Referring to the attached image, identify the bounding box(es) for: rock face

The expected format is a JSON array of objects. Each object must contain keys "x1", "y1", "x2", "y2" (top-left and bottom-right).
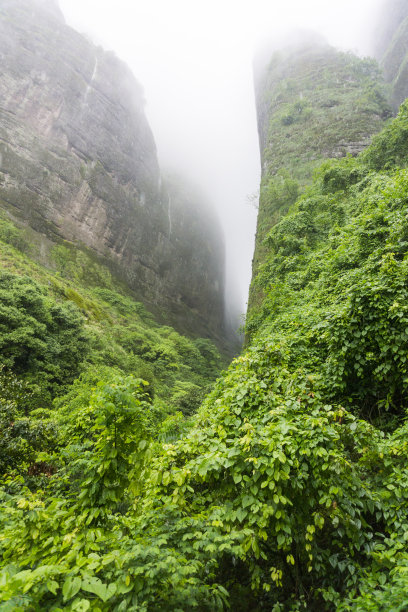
[
  {"x1": 254, "y1": 38, "x2": 390, "y2": 186},
  {"x1": 150, "y1": 174, "x2": 225, "y2": 340},
  {"x1": 0, "y1": 0, "x2": 226, "y2": 342},
  {"x1": 248, "y1": 38, "x2": 391, "y2": 320},
  {"x1": 373, "y1": 0, "x2": 408, "y2": 110}
]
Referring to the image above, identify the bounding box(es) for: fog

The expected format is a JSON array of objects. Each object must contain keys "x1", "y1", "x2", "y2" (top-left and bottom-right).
[{"x1": 58, "y1": 0, "x2": 383, "y2": 319}]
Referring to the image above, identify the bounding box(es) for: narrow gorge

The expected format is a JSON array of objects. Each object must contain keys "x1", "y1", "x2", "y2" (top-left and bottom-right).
[{"x1": 1, "y1": 0, "x2": 408, "y2": 610}]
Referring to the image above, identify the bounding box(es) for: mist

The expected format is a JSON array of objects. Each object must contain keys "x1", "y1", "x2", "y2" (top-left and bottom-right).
[{"x1": 58, "y1": 0, "x2": 384, "y2": 320}]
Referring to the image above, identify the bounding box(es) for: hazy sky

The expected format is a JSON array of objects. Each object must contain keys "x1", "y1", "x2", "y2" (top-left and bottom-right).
[{"x1": 58, "y1": 0, "x2": 382, "y2": 315}]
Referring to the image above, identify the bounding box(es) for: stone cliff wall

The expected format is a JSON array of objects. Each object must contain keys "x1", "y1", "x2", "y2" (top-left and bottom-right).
[
  {"x1": 373, "y1": 0, "x2": 408, "y2": 110},
  {"x1": 254, "y1": 39, "x2": 389, "y2": 187},
  {"x1": 0, "y1": 0, "x2": 226, "y2": 343},
  {"x1": 248, "y1": 39, "x2": 391, "y2": 320}
]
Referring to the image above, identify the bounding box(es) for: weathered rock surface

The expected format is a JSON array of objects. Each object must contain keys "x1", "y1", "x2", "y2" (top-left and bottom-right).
[
  {"x1": 0, "y1": 0, "x2": 226, "y2": 343},
  {"x1": 254, "y1": 39, "x2": 390, "y2": 184},
  {"x1": 248, "y1": 38, "x2": 391, "y2": 319},
  {"x1": 157, "y1": 175, "x2": 225, "y2": 338}
]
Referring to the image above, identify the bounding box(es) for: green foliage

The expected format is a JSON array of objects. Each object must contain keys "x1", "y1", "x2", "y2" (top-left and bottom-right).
[
  {"x1": 0, "y1": 195, "x2": 227, "y2": 610},
  {"x1": 236, "y1": 106, "x2": 408, "y2": 606},
  {"x1": 362, "y1": 100, "x2": 408, "y2": 170},
  {"x1": 0, "y1": 272, "x2": 88, "y2": 399},
  {"x1": 261, "y1": 50, "x2": 389, "y2": 185},
  {"x1": 0, "y1": 225, "x2": 224, "y2": 408},
  {"x1": 259, "y1": 171, "x2": 300, "y2": 230},
  {"x1": 54, "y1": 365, "x2": 134, "y2": 443},
  {"x1": 3, "y1": 340, "x2": 405, "y2": 610},
  {"x1": 3, "y1": 46, "x2": 408, "y2": 612},
  {"x1": 0, "y1": 369, "x2": 56, "y2": 476},
  {"x1": 0, "y1": 376, "x2": 228, "y2": 611},
  {"x1": 0, "y1": 216, "x2": 30, "y2": 254},
  {"x1": 319, "y1": 156, "x2": 367, "y2": 194},
  {"x1": 69, "y1": 375, "x2": 153, "y2": 513},
  {"x1": 168, "y1": 380, "x2": 207, "y2": 416},
  {"x1": 280, "y1": 99, "x2": 312, "y2": 126},
  {"x1": 248, "y1": 157, "x2": 408, "y2": 423},
  {"x1": 51, "y1": 243, "x2": 115, "y2": 291},
  {"x1": 247, "y1": 104, "x2": 408, "y2": 422}
]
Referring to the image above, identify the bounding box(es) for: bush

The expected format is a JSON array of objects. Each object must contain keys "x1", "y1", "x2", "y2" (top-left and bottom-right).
[{"x1": 0, "y1": 272, "x2": 88, "y2": 399}]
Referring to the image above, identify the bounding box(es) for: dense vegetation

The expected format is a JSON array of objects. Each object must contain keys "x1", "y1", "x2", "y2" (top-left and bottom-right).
[
  {"x1": 251, "y1": 44, "x2": 391, "y2": 310},
  {"x1": 0, "y1": 226, "x2": 227, "y2": 610},
  {"x1": 0, "y1": 221, "x2": 223, "y2": 411},
  {"x1": 2, "y1": 68, "x2": 408, "y2": 612}
]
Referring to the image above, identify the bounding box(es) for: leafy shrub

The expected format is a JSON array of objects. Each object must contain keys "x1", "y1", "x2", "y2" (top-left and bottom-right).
[
  {"x1": 0, "y1": 272, "x2": 88, "y2": 399},
  {"x1": 363, "y1": 100, "x2": 408, "y2": 170},
  {"x1": 0, "y1": 368, "x2": 57, "y2": 481},
  {"x1": 319, "y1": 157, "x2": 367, "y2": 194}
]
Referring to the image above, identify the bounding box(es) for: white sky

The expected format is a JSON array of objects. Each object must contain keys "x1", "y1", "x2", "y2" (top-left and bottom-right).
[{"x1": 58, "y1": 0, "x2": 383, "y2": 316}]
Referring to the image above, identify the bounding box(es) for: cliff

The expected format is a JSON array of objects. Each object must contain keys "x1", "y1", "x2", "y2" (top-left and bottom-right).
[
  {"x1": 151, "y1": 174, "x2": 225, "y2": 340},
  {"x1": 3, "y1": 7, "x2": 408, "y2": 611},
  {"x1": 0, "y1": 0, "x2": 226, "y2": 343},
  {"x1": 247, "y1": 38, "x2": 391, "y2": 330},
  {"x1": 373, "y1": 0, "x2": 408, "y2": 110}
]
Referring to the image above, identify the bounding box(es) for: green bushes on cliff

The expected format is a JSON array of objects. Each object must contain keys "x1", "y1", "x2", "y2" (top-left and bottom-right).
[
  {"x1": 0, "y1": 272, "x2": 88, "y2": 400},
  {"x1": 0, "y1": 222, "x2": 225, "y2": 522},
  {"x1": 0, "y1": 233, "x2": 224, "y2": 402},
  {"x1": 1, "y1": 99, "x2": 408, "y2": 611},
  {"x1": 248, "y1": 102, "x2": 408, "y2": 426},
  {"x1": 249, "y1": 43, "x2": 392, "y2": 321},
  {"x1": 260, "y1": 50, "x2": 389, "y2": 187}
]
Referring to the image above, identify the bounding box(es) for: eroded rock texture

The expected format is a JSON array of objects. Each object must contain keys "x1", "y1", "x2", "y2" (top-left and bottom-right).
[
  {"x1": 0, "y1": 0, "x2": 226, "y2": 342},
  {"x1": 254, "y1": 38, "x2": 390, "y2": 184},
  {"x1": 248, "y1": 38, "x2": 391, "y2": 319}
]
